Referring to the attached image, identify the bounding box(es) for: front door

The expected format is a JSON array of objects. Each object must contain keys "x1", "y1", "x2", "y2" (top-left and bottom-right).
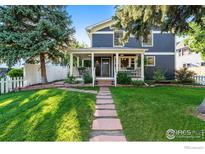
[{"x1": 101, "y1": 58, "x2": 110, "y2": 77}]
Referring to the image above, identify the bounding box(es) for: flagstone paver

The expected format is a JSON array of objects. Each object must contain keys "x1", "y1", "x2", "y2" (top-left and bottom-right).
[
  {"x1": 94, "y1": 110, "x2": 117, "y2": 118},
  {"x1": 96, "y1": 95, "x2": 112, "y2": 99},
  {"x1": 90, "y1": 87, "x2": 126, "y2": 141},
  {"x1": 96, "y1": 99, "x2": 113, "y2": 104},
  {"x1": 90, "y1": 135, "x2": 126, "y2": 142},
  {"x1": 95, "y1": 104, "x2": 115, "y2": 110}
]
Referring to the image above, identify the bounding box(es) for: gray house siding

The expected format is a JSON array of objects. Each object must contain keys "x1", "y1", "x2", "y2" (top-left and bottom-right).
[
  {"x1": 91, "y1": 28, "x2": 175, "y2": 79},
  {"x1": 125, "y1": 33, "x2": 175, "y2": 52},
  {"x1": 92, "y1": 34, "x2": 113, "y2": 47},
  {"x1": 92, "y1": 33, "x2": 175, "y2": 53},
  {"x1": 97, "y1": 27, "x2": 113, "y2": 31},
  {"x1": 145, "y1": 55, "x2": 175, "y2": 80}
]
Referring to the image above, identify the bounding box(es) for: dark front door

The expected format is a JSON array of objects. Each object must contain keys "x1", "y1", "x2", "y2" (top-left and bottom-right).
[{"x1": 101, "y1": 58, "x2": 110, "y2": 77}]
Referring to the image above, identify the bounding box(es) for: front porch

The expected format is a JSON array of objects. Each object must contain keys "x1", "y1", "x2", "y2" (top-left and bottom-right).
[{"x1": 69, "y1": 48, "x2": 146, "y2": 86}]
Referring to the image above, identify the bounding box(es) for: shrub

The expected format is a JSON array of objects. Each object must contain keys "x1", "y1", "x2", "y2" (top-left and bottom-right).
[
  {"x1": 66, "y1": 75, "x2": 77, "y2": 84},
  {"x1": 175, "y1": 68, "x2": 196, "y2": 84},
  {"x1": 117, "y1": 72, "x2": 132, "y2": 84},
  {"x1": 153, "y1": 68, "x2": 165, "y2": 82},
  {"x1": 7, "y1": 68, "x2": 23, "y2": 78},
  {"x1": 83, "y1": 72, "x2": 92, "y2": 84},
  {"x1": 131, "y1": 80, "x2": 144, "y2": 86}
]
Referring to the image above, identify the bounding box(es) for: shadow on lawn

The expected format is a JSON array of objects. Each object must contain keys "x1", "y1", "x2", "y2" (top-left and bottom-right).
[{"x1": 0, "y1": 89, "x2": 95, "y2": 141}]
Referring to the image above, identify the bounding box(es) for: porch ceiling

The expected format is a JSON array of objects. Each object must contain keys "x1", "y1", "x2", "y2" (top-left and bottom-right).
[{"x1": 69, "y1": 47, "x2": 147, "y2": 54}]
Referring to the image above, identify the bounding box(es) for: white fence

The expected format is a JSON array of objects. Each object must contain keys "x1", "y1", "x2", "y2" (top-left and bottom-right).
[
  {"x1": 0, "y1": 77, "x2": 24, "y2": 94},
  {"x1": 24, "y1": 64, "x2": 69, "y2": 86},
  {"x1": 194, "y1": 76, "x2": 205, "y2": 85}
]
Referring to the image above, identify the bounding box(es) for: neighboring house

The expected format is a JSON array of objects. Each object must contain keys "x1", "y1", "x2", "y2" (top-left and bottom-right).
[
  {"x1": 69, "y1": 19, "x2": 176, "y2": 86},
  {"x1": 176, "y1": 40, "x2": 205, "y2": 75},
  {"x1": 176, "y1": 40, "x2": 205, "y2": 68}
]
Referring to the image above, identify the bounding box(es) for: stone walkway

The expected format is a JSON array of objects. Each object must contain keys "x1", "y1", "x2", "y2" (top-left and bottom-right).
[
  {"x1": 59, "y1": 87, "x2": 98, "y2": 94},
  {"x1": 90, "y1": 87, "x2": 126, "y2": 141}
]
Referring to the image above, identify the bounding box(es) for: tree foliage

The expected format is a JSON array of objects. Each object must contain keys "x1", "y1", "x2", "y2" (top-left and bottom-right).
[
  {"x1": 185, "y1": 17, "x2": 205, "y2": 58},
  {"x1": 113, "y1": 5, "x2": 204, "y2": 41},
  {"x1": 0, "y1": 6, "x2": 75, "y2": 82}
]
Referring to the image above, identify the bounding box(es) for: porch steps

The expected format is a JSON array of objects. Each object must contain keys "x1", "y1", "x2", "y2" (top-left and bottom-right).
[{"x1": 96, "y1": 80, "x2": 113, "y2": 86}]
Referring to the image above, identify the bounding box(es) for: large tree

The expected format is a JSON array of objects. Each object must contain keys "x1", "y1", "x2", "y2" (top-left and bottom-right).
[
  {"x1": 113, "y1": 5, "x2": 205, "y2": 42},
  {"x1": 185, "y1": 17, "x2": 205, "y2": 59},
  {"x1": 0, "y1": 6, "x2": 75, "y2": 83}
]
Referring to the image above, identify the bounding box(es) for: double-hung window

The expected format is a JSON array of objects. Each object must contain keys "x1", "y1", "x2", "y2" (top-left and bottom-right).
[
  {"x1": 114, "y1": 30, "x2": 124, "y2": 47},
  {"x1": 142, "y1": 31, "x2": 153, "y2": 47},
  {"x1": 145, "y1": 56, "x2": 155, "y2": 67}
]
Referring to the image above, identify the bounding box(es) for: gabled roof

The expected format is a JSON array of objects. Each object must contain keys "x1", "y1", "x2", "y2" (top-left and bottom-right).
[
  {"x1": 176, "y1": 40, "x2": 188, "y2": 50},
  {"x1": 86, "y1": 18, "x2": 116, "y2": 37}
]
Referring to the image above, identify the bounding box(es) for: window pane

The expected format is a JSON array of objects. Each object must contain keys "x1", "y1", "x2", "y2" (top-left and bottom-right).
[
  {"x1": 114, "y1": 31, "x2": 123, "y2": 46},
  {"x1": 121, "y1": 58, "x2": 129, "y2": 69},
  {"x1": 146, "y1": 56, "x2": 155, "y2": 66},
  {"x1": 143, "y1": 33, "x2": 152, "y2": 46}
]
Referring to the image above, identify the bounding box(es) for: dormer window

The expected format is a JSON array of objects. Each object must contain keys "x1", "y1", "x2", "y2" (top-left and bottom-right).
[
  {"x1": 142, "y1": 31, "x2": 153, "y2": 47},
  {"x1": 114, "y1": 30, "x2": 124, "y2": 47}
]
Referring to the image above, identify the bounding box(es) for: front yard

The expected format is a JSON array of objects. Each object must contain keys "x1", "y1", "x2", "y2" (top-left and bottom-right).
[
  {"x1": 0, "y1": 89, "x2": 95, "y2": 141},
  {"x1": 0, "y1": 86, "x2": 205, "y2": 141},
  {"x1": 110, "y1": 86, "x2": 205, "y2": 141}
]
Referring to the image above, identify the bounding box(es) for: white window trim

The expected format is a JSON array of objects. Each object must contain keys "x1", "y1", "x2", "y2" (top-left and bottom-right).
[
  {"x1": 145, "y1": 56, "x2": 156, "y2": 67},
  {"x1": 142, "y1": 31, "x2": 154, "y2": 47},
  {"x1": 113, "y1": 30, "x2": 124, "y2": 47}
]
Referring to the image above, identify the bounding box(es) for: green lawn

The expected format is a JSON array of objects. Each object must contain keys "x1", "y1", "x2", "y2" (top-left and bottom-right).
[
  {"x1": 0, "y1": 89, "x2": 95, "y2": 141},
  {"x1": 110, "y1": 86, "x2": 205, "y2": 141}
]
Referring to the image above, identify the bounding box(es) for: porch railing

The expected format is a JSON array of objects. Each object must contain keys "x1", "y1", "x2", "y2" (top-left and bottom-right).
[{"x1": 118, "y1": 68, "x2": 141, "y2": 78}]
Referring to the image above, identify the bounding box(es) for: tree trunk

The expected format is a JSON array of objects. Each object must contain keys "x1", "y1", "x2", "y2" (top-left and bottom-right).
[{"x1": 40, "y1": 53, "x2": 48, "y2": 83}]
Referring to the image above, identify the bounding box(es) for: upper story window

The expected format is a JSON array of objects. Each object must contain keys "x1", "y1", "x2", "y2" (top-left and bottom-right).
[
  {"x1": 114, "y1": 30, "x2": 124, "y2": 47},
  {"x1": 142, "y1": 31, "x2": 153, "y2": 47}
]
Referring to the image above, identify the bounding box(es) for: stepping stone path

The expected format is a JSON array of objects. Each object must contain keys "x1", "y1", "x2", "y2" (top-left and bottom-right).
[{"x1": 90, "y1": 87, "x2": 126, "y2": 142}]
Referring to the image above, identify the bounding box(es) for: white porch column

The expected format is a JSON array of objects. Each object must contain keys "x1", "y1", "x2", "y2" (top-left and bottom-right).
[
  {"x1": 141, "y1": 53, "x2": 144, "y2": 80},
  {"x1": 91, "y1": 52, "x2": 95, "y2": 86},
  {"x1": 70, "y1": 52, "x2": 73, "y2": 76},
  {"x1": 115, "y1": 53, "x2": 119, "y2": 86},
  {"x1": 116, "y1": 53, "x2": 119, "y2": 72},
  {"x1": 77, "y1": 57, "x2": 79, "y2": 67},
  {"x1": 82, "y1": 59, "x2": 84, "y2": 67}
]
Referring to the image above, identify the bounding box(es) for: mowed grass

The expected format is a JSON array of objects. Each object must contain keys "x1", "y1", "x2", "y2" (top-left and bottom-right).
[
  {"x1": 0, "y1": 89, "x2": 96, "y2": 141},
  {"x1": 110, "y1": 86, "x2": 205, "y2": 141}
]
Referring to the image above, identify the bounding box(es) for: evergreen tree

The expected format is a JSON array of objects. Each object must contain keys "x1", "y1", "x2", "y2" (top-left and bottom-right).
[
  {"x1": 113, "y1": 5, "x2": 204, "y2": 41},
  {"x1": 0, "y1": 6, "x2": 75, "y2": 83}
]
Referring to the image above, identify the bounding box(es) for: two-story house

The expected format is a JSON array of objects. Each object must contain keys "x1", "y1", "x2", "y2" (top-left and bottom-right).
[{"x1": 69, "y1": 19, "x2": 176, "y2": 86}]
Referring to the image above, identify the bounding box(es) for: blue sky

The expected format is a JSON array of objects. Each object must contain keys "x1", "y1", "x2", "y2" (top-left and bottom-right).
[{"x1": 67, "y1": 5, "x2": 115, "y2": 46}]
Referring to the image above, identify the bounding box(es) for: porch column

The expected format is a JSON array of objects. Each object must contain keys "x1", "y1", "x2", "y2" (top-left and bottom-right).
[
  {"x1": 141, "y1": 53, "x2": 144, "y2": 80},
  {"x1": 116, "y1": 53, "x2": 119, "y2": 72},
  {"x1": 82, "y1": 59, "x2": 84, "y2": 67},
  {"x1": 70, "y1": 52, "x2": 73, "y2": 76},
  {"x1": 115, "y1": 53, "x2": 119, "y2": 86},
  {"x1": 91, "y1": 52, "x2": 95, "y2": 86},
  {"x1": 77, "y1": 57, "x2": 80, "y2": 67}
]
